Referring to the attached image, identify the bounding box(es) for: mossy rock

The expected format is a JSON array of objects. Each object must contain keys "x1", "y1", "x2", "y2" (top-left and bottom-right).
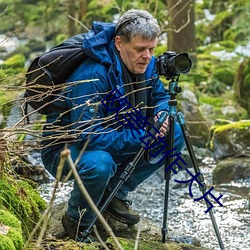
[
  {"x1": 0, "y1": 174, "x2": 47, "y2": 239},
  {"x1": 209, "y1": 120, "x2": 250, "y2": 160},
  {"x1": 0, "y1": 209, "x2": 24, "y2": 250},
  {"x1": 106, "y1": 237, "x2": 210, "y2": 250}
]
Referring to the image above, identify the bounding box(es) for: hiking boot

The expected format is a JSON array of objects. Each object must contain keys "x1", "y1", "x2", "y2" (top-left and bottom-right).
[
  {"x1": 61, "y1": 213, "x2": 97, "y2": 243},
  {"x1": 105, "y1": 196, "x2": 140, "y2": 225}
]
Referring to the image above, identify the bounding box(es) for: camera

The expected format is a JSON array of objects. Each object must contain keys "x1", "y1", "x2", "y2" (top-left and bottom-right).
[{"x1": 156, "y1": 51, "x2": 192, "y2": 79}]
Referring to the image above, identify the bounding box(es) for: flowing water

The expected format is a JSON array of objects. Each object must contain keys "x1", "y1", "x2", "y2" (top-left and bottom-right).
[{"x1": 38, "y1": 156, "x2": 250, "y2": 250}]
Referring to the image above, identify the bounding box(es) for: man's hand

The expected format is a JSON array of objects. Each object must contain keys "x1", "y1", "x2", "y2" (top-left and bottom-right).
[{"x1": 154, "y1": 111, "x2": 169, "y2": 138}]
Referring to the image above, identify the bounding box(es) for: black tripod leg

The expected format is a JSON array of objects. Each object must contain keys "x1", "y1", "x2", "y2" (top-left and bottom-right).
[
  {"x1": 177, "y1": 112, "x2": 225, "y2": 250},
  {"x1": 162, "y1": 114, "x2": 175, "y2": 243}
]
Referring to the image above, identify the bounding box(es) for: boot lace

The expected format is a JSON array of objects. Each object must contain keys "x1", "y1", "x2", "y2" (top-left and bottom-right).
[{"x1": 123, "y1": 200, "x2": 132, "y2": 209}]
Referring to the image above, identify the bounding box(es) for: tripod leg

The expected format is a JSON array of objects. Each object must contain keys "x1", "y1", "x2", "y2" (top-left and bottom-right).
[
  {"x1": 162, "y1": 114, "x2": 175, "y2": 243},
  {"x1": 177, "y1": 112, "x2": 225, "y2": 250}
]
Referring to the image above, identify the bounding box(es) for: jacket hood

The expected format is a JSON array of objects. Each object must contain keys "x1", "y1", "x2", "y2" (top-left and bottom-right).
[{"x1": 82, "y1": 21, "x2": 116, "y2": 65}]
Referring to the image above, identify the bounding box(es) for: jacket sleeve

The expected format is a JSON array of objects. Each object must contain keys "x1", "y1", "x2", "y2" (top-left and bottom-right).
[{"x1": 65, "y1": 61, "x2": 145, "y2": 156}]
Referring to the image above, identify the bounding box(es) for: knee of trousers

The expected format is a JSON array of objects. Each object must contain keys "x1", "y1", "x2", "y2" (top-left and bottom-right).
[{"x1": 77, "y1": 150, "x2": 117, "y2": 182}]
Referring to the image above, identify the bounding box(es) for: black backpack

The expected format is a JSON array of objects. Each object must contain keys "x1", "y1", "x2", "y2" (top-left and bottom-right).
[{"x1": 24, "y1": 34, "x2": 87, "y2": 115}]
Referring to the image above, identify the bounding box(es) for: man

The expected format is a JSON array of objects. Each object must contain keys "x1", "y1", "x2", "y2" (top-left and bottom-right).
[{"x1": 41, "y1": 9, "x2": 185, "y2": 241}]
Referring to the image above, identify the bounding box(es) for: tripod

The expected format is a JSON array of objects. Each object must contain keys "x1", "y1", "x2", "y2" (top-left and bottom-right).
[
  {"x1": 82, "y1": 77, "x2": 225, "y2": 249},
  {"x1": 161, "y1": 77, "x2": 225, "y2": 249}
]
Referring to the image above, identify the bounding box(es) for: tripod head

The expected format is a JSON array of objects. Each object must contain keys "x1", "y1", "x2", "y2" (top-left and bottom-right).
[{"x1": 168, "y1": 76, "x2": 182, "y2": 100}]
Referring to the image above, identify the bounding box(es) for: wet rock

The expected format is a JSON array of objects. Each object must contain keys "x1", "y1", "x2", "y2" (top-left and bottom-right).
[
  {"x1": 209, "y1": 119, "x2": 250, "y2": 160},
  {"x1": 213, "y1": 157, "x2": 250, "y2": 184},
  {"x1": 179, "y1": 100, "x2": 211, "y2": 148}
]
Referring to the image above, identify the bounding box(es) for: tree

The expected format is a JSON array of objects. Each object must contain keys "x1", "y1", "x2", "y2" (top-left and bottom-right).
[{"x1": 166, "y1": 0, "x2": 196, "y2": 62}]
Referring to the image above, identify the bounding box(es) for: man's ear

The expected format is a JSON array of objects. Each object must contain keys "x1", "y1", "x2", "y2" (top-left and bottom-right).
[{"x1": 115, "y1": 36, "x2": 122, "y2": 51}]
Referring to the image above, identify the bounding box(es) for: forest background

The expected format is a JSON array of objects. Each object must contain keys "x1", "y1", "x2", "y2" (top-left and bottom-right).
[{"x1": 0, "y1": 0, "x2": 250, "y2": 124}]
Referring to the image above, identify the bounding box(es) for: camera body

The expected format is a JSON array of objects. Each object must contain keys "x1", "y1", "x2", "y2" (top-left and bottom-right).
[{"x1": 156, "y1": 51, "x2": 192, "y2": 79}]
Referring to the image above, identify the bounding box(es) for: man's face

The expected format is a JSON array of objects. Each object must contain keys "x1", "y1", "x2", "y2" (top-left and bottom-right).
[{"x1": 115, "y1": 35, "x2": 157, "y2": 74}]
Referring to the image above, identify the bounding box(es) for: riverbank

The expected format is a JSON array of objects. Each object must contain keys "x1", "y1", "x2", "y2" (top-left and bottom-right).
[{"x1": 38, "y1": 156, "x2": 250, "y2": 250}]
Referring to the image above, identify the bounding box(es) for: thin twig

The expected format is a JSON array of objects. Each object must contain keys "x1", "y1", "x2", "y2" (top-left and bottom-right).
[
  {"x1": 134, "y1": 220, "x2": 142, "y2": 250},
  {"x1": 93, "y1": 225, "x2": 110, "y2": 250}
]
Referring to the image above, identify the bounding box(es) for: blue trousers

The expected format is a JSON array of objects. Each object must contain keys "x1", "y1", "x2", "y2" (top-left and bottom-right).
[{"x1": 41, "y1": 123, "x2": 185, "y2": 226}]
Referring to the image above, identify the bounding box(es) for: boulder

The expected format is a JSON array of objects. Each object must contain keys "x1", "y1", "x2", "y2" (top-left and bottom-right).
[
  {"x1": 179, "y1": 100, "x2": 211, "y2": 148},
  {"x1": 209, "y1": 119, "x2": 250, "y2": 160},
  {"x1": 213, "y1": 157, "x2": 250, "y2": 184}
]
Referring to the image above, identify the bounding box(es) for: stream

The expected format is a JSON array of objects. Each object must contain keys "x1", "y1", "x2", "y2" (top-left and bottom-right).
[{"x1": 38, "y1": 156, "x2": 250, "y2": 250}]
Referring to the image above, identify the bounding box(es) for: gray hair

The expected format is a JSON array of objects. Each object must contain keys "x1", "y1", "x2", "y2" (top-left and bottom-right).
[{"x1": 115, "y1": 9, "x2": 160, "y2": 43}]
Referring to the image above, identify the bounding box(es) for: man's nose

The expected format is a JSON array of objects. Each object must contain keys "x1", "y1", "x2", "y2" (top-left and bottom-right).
[{"x1": 142, "y1": 49, "x2": 151, "y2": 59}]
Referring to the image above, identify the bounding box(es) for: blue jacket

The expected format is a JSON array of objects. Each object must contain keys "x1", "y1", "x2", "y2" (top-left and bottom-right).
[{"x1": 44, "y1": 21, "x2": 170, "y2": 156}]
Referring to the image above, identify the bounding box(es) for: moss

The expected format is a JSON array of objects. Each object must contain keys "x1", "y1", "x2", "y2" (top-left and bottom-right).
[
  {"x1": 0, "y1": 174, "x2": 47, "y2": 239},
  {"x1": 199, "y1": 95, "x2": 224, "y2": 107},
  {"x1": 0, "y1": 54, "x2": 26, "y2": 87},
  {"x1": 0, "y1": 209, "x2": 21, "y2": 229},
  {"x1": 106, "y1": 237, "x2": 206, "y2": 250},
  {"x1": 0, "y1": 235, "x2": 16, "y2": 250},
  {"x1": 235, "y1": 57, "x2": 250, "y2": 116},
  {"x1": 213, "y1": 120, "x2": 250, "y2": 133},
  {"x1": 213, "y1": 67, "x2": 235, "y2": 86},
  {"x1": 217, "y1": 40, "x2": 237, "y2": 51},
  {"x1": 7, "y1": 228, "x2": 24, "y2": 249},
  {"x1": 1, "y1": 54, "x2": 25, "y2": 69},
  {"x1": 209, "y1": 120, "x2": 250, "y2": 150},
  {"x1": 0, "y1": 209, "x2": 24, "y2": 249}
]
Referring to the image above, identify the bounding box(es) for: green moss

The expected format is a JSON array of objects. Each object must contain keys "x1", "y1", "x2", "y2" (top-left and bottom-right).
[
  {"x1": 0, "y1": 209, "x2": 24, "y2": 249},
  {"x1": 213, "y1": 67, "x2": 235, "y2": 86},
  {"x1": 0, "y1": 235, "x2": 16, "y2": 250},
  {"x1": 0, "y1": 175, "x2": 47, "y2": 239},
  {"x1": 209, "y1": 120, "x2": 250, "y2": 150},
  {"x1": 235, "y1": 57, "x2": 250, "y2": 116},
  {"x1": 1, "y1": 54, "x2": 25, "y2": 69},
  {"x1": 106, "y1": 237, "x2": 205, "y2": 250},
  {"x1": 213, "y1": 120, "x2": 250, "y2": 133},
  {"x1": 0, "y1": 209, "x2": 21, "y2": 229},
  {"x1": 7, "y1": 228, "x2": 24, "y2": 249},
  {"x1": 0, "y1": 54, "x2": 26, "y2": 86},
  {"x1": 199, "y1": 95, "x2": 224, "y2": 107},
  {"x1": 217, "y1": 40, "x2": 237, "y2": 51}
]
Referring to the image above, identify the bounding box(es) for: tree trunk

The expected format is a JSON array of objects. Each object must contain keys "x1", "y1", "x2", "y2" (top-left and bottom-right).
[
  {"x1": 167, "y1": 0, "x2": 196, "y2": 63},
  {"x1": 67, "y1": 0, "x2": 77, "y2": 36},
  {"x1": 78, "y1": 0, "x2": 88, "y2": 20}
]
